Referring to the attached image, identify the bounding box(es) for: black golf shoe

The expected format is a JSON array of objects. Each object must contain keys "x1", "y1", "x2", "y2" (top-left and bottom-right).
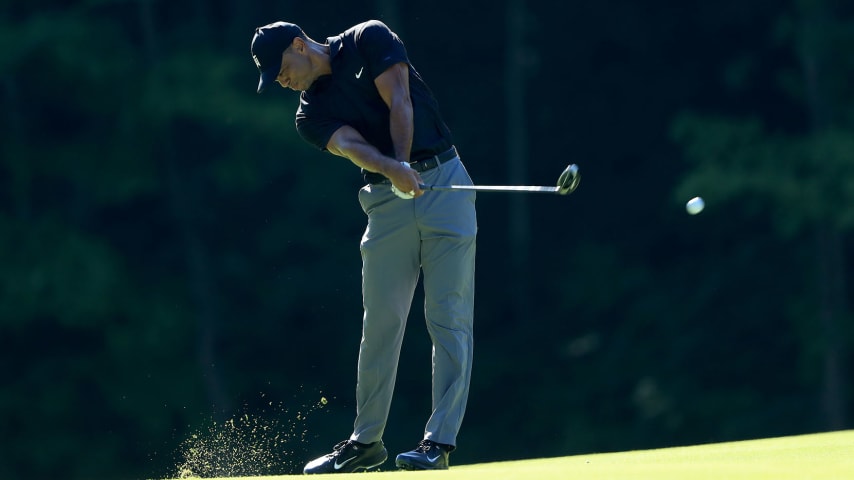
[
  {"x1": 395, "y1": 440, "x2": 453, "y2": 470},
  {"x1": 303, "y1": 439, "x2": 388, "y2": 474}
]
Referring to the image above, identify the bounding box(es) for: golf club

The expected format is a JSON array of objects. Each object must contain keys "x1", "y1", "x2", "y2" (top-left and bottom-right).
[{"x1": 420, "y1": 164, "x2": 580, "y2": 195}]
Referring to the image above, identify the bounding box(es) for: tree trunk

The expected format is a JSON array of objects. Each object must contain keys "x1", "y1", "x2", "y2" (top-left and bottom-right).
[
  {"x1": 799, "y1": 0, "x2": 848, "y2": 430},
  {"x1": 815, "y1": 226, "x2": 847, "y2": 429},
  {"x1": 504, "y1": 0, "x2": 532, "y2": 321},
  {"x1": 137, "y1": 0, "x2": 231, "y2": 417},
  {"x1": 2, "y1": 77, "x2": 31, "y2": 219}
]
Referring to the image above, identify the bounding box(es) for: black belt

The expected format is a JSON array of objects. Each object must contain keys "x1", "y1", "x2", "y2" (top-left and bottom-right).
[{"x1": 364, "y1": 146, "x2": 458, "y2": 185}]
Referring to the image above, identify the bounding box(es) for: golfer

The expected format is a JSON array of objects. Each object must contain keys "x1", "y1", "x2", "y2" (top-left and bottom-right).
[{"x1": 251, "y1": 20, "x2": 477, "y2": 473}]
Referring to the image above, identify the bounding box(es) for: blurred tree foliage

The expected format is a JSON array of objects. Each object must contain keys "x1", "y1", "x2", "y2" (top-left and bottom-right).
[
  {"x1": 0, "y1": 0, "x2": 852, "y2": 479},
  {"x1": 671, "y1": 0, "x2": 854, "y2": 431}
]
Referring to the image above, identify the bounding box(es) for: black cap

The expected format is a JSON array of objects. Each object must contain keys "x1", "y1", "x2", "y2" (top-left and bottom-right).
[{"x1": 251, "y1": 22, "x2": 303, "y2": 93}]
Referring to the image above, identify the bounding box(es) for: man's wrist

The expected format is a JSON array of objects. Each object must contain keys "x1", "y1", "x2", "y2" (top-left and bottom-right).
[{"x1": 376, "y1": 156, "x2": 402, "y2": 177}]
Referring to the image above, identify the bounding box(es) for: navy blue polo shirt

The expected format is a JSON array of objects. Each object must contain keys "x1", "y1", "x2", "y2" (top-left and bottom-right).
[{"x1": 295, "y1": 20, "x2": 453, "y2": 163}]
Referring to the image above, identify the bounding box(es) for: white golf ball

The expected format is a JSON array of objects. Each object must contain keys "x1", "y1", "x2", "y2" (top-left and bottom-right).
[{"x1": 686, "y1": 196, "x2": 705, "y2": 215}]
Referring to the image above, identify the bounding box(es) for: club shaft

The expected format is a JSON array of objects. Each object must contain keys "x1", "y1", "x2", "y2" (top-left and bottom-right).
[{"x1": 420, "y1": 184, "x2": 561, "y2": 193}]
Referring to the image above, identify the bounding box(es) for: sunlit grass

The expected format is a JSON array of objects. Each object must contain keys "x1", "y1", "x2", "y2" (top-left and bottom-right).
[{"x1": 167, "y1": 429, "x2": 853, "y2": 479}]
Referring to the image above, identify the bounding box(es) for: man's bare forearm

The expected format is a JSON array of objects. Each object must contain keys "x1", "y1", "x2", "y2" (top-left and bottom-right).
[
  {"x1": 375, "y1": 62, "x2": 414, "y2": 164},
  {"x1": 327, "y1": 124, "x2": 423, "y2": 195},
  {"x1": 332, "y1": 135, "x2": 399, "y2": 175},
  {"x1": 388, "y1": 95, "x2": 414, "y2": 163}
]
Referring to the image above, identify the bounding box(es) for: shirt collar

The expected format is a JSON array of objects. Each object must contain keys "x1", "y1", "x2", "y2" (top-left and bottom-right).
[{"x1": 327, "y1": 36, "x2": 343, "y2": 59}]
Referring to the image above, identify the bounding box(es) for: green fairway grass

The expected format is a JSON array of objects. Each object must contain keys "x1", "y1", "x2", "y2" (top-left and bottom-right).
[{"x1": 173, "y1": 429, "x2": 853, "y2": 479}]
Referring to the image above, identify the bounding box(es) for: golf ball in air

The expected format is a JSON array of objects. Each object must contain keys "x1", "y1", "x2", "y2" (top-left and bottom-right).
[{"x1": 686, "y1": 196, "x2": 705, "y2": 215}]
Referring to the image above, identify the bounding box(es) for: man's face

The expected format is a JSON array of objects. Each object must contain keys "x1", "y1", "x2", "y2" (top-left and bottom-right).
[{"x1": 276, "y1": 39, "x2": 313, "y2": 91}]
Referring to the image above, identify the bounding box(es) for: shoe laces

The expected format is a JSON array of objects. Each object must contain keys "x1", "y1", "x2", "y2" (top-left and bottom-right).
[
  {"x1": 414, "y1": 440, "x2": 441, "y2": 453},
  {"x1": 332, "y1": 439, "x2": 375, "y2": 454},
  {"x1": 331, "y1": 440, "x2": 357, "y2": 456}
]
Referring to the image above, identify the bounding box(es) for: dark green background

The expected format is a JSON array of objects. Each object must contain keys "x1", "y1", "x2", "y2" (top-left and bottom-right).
[{"x1": 2, "y1": 0, "x2": 853, "y2": 478}]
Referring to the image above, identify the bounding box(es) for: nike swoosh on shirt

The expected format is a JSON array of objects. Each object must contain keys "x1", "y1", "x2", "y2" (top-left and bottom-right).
[
  {"x1": 334, "y1": 456, "x2": 358, "y2": 470},
  {"x1": 355, "y1": 67, "x2": 364, "y2": 79}
]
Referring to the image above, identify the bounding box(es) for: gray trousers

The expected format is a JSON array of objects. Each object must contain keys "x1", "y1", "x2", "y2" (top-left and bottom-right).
[{"x1": 350, "y1": 156, "x2": 477, "y2": 448}]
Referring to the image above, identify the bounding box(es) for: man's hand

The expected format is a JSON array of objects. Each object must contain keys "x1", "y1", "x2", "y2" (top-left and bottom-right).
[
  {"x1": 326, "y1": 126, "x2": 423, "y2": 197},
  {"x1": 386, "y1": 161, "x2": 424, "y2": 198}
]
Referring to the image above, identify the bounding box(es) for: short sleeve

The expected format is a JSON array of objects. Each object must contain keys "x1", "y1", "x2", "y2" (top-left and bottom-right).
[
  {"x1": 295, "y1": 94, "x2": 343, "y2": 151},
  {"x1": 354, "y1": 20, "x2": 409, "y2": 80}
]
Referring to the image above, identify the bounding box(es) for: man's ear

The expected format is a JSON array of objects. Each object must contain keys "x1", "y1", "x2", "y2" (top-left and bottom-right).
[{"x1": 292, "y1": 37, "x2": 307, "y2": 53}]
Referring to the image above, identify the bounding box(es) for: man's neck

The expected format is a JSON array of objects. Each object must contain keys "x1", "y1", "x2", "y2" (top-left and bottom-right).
[{"x1": 308, "y1": 42, "x2": 333, "y2": 77}]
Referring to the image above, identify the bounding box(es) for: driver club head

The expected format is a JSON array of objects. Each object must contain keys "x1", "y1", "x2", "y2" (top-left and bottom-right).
[{"x1": 557, "y1": 164, "x2": 581, "y2": 195}]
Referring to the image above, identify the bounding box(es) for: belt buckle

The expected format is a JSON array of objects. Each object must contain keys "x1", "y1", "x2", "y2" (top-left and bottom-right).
[
  {"x1": 411, "y1": 158, "x2": 432, "y2": 173},
  {"x1": 413, "y1": 147, "x2": 453, "y2": 172}
]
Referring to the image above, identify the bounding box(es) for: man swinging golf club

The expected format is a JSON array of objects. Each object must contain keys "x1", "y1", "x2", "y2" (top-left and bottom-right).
[{"x1": 251, "y1": 20, "x2": 477, "y2": 473}]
